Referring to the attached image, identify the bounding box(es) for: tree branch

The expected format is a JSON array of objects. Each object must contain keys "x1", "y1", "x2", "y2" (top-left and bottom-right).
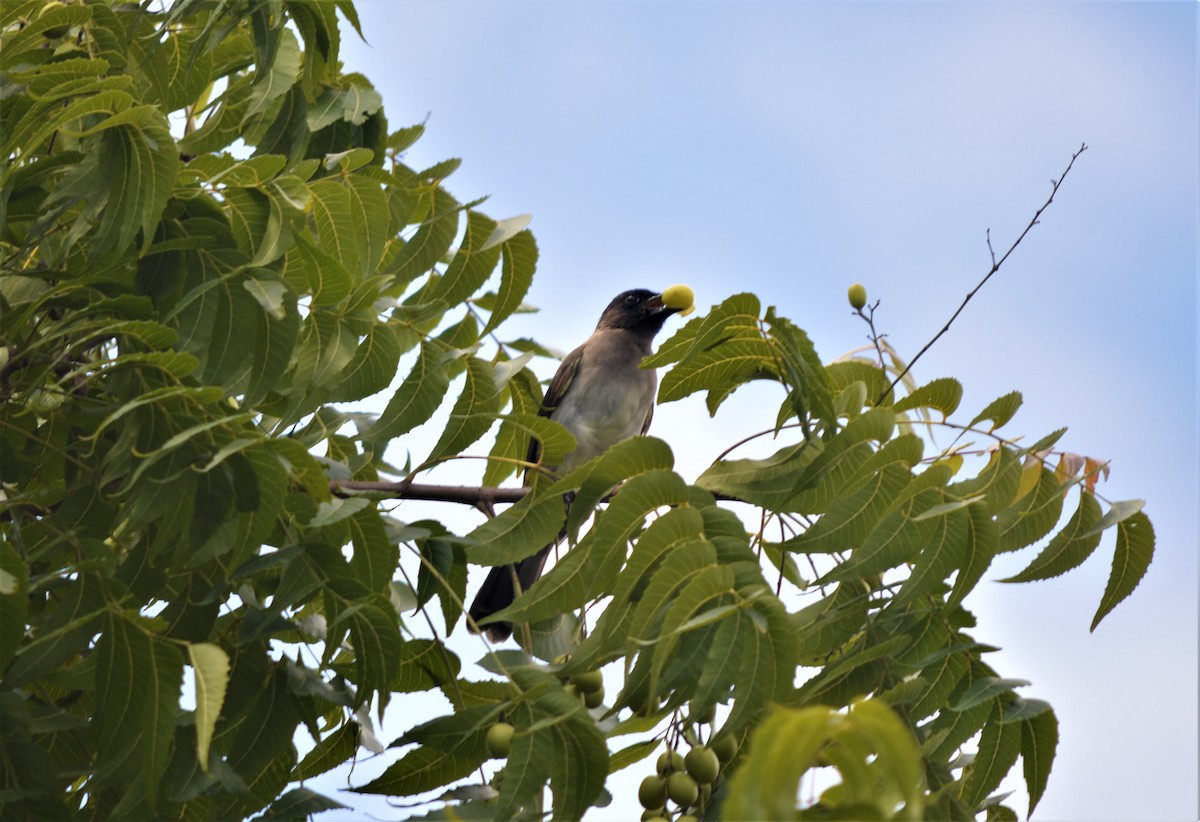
[
  {"x1": 332, "y1": 480, "x2": 529, "y2": 507},
  {"x1": 876, "y1": 142, "x2": 1088, "y2": 405}
]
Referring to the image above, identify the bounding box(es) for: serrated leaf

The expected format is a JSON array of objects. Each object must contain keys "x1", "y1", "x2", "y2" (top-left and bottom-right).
[
  {"x1": 482, "y1": 229, "x2": 538, "y2": 335},
  {"x1": 257, "y1": 787, "x2": 348, "y2": 820},
  {"x1": 352, "y1": 746, "x2": 480, "y2": 797},
  {"x1": 1000, "y1": 490, "x2": 1103, "y2": 583},
  {"x1": 365, "y1": 341, "x2": 452, "y2": 441},
  {"x1": 491, "y1": 470, "x2": 693, "y2": 628},
  {"x1": 996, "y1": 466, "x2": 1063, "y2": 553},
  {"x1": 891, "y1": 507, "x2": 970, "y2": 608},
  {"x1": 893, "y1": 377, "x2": 964, "y2": 418},
  {"x1": 426, "y1": 357, "x2": 504, "y2": 463},
  {"x1": 295, "y1": 722, "x2": 360, "y2": 780},
  {"x1": 1090, "y1": 510, "x2": 1154, "y2": 631},
  {"x1": 962, "y1": 703, "x2": 1022, "y2": 809},
  {"x1": 792, "y1": 463, "x2": 913, "y2": 556},
  {"x1": 947, "y1": 501, "x2": 1000, "y2": 608},
  {"x1": 969, "y1": 391, "x2": 1023, "y2": 431},
  {"x1": 1021, "y1": 708, "x2": 1058, "y2": 816},
  {"x1": 95, "y1": 614, "x2": 183, "y2": 809},
  {"x1": 328, "y1": 323, "x2": 403, "y2": 403},
  {"x1": 392, "y1": 639, "x2": 462, "y2": 694}
]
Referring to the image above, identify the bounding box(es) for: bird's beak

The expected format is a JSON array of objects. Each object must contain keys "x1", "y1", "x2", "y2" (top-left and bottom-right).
[{"x1": 645, "y1": 293, "x2": 676, "y2": 314}]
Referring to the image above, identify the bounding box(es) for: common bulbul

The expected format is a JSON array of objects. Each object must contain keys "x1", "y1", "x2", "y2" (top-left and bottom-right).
[{"x1": 468, "y1": 288, "x2": 686, "y2": 642}]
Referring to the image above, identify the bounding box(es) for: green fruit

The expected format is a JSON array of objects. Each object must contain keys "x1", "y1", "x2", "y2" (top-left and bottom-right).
[
  {"x1": 848, "y1": 282, "x2": 868, "y2": 309},
  {"x1": 661, "y1": 283, "x2": 695, "y2": 312},
  {"x1": 684, "y1": 746, "x2": 720, "y2": 784},
  {"x1": 692, "y1": 703, "x2": 716, "y2": 724},
  {"x1": 638, "y1": 775, "x2": 667, "y2": 809},
  {"x1": 711, "y1": 735, "x2": 738, "y2": 762},
  {"x1": 584, "y1": 685, "x2": 605, "y2": 709},
  {"x1": 572, "y1": 670, "x2": 604, "y2": 694},
  {"x1": 667, "y1": 771, "x2": 699, "y2": 807},
  {"x1": 486, "y1": 722, "x2": 514, "y2": 758},
  {"x1": 656, "y1": 750, "x2": 685, "y2": 775},
  {"x1": 679, "y1": 816, "x2": 699, "y2": 822}
]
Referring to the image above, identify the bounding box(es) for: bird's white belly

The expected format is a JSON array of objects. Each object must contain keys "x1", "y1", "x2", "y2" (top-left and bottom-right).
[{"x1": 552, "y1": 379, "x2": 649, "y2": 473}]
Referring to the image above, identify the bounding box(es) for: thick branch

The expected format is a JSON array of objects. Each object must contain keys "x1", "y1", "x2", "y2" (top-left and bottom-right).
[{"x1": 876, "y1": 142, "x2": 1088, "y2": 405}]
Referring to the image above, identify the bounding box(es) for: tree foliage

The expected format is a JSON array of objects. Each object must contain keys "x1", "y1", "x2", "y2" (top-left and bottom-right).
[{"x1": 0, "y1": 2, "x2": 1154, "y2": 820}]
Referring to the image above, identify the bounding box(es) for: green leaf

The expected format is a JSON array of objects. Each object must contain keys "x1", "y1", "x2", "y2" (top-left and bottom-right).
[
  {"x1": 0, "y1": 539, "x2": 29, "y2": 672},
  {"x1": 968, "y1": 391, "x2": 1023, "y2": 431},
  {"x1": 652, "y1": 293, "x2": 775, "y2": 414},
  {"x1": 890, "y1": 507, "x2": 970, "y2": 608},
  {"x1": 482, "y1": 229, "x2": 538, "y2": 335},
  {"x1": 257, "y1": 788, "x2": 348, "y2": 820},
  {"x1": 724, "y1": 700, "x2": 924, "y2": 820},
  {"x1": 951, "y1": 677, "x2": 1031, "y2": 712},
  {"x1": 893, "y1": 377, "x2": 963, "y2": 418},
  {"x1": 188, "y1": 642, "x2": 230, "y2": 774},
  {"x1": 426, "y1": 210, "x2": 503, "y2": 308},
  {"x1": 353, "y1": 746, "x2": 481, "y2": 797},
  {"x1": 392, "y1": 639, "x2": 462, "y2": 694},
  {"x1": 791, "y1": 463, "x2": 913, "y2": 555},
  {"x1": 1000, "y1": 490, "x2": 1103, "y2": 583},
  {"x1": 307, "y1": 74, "x2": 383, "y2": 131},
  {"x1": 491, "y1": 470, "x2": 692, "y2": 627},
  {"x1": 492, "y1": 701, "x2": 553, "y2": 817},
  {"x1": 1021, "y1": 708, "x2": 1058, "y2": 816},
  {"x1": 365, "y1": 341, "x2": 452, "y2": 442},
  {"x1": 95, "y1": 614, "x2": 183, "y2": 809},
  {"x1": 948, "y1": 501, "x2": 1000, "y2": 608},
  {"x1": 295, "y1": 722, "x2": 360, "y2": 780},
  {"x1": 426, "y1": 357, "x2": 505, "y2": 463},
  {"x1": 1081, "y1": 497, "x2": 1145, "y2": 538},
  {"x1": 961, "y1": 704, "x2": 1022, "y2": 810},
  {"x1": 1090, "y1": 510, "x2": 1155, "y2": 631},
  {"x1": 328, "y1": 323, "x2": 403, "y2": 403},
  {"x1": 245, "y1": 28, "x2": 302, "y2": 121},
  {"x1": 385, "y1": 190, "x2": 459, "y2": 289},
  {"x1": 996, "y1": 466, "x2": 1063, "y2": 553},
  {"x1": 765, "y1": 311, "x2": 836, "y2": 436},
  {"x1": 330, "y1": 591, "x2": 402, "y2": 702},
  {"x1": 346, "y1": 507, "x2": 397, "y2": 593}
]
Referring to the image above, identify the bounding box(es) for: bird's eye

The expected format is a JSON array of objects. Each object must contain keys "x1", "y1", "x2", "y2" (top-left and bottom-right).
[{"x1": 624, "y1": 294, "x2": 639, "y2": 305}]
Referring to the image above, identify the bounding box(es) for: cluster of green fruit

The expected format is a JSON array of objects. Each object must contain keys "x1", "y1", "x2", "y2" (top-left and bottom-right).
[{"x1": 636, "y1": 734, "x2": 737, "y2": 822}]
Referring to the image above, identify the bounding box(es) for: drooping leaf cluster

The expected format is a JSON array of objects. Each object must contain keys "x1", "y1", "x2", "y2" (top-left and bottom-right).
[{"x1": 0, "y1": 2, "x2": 1153, "y2": 821}]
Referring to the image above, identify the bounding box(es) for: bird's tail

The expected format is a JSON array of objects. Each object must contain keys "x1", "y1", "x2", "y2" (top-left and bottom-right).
[{"x1": 467, "y1": 544, "x2": 553, "y2": 642}]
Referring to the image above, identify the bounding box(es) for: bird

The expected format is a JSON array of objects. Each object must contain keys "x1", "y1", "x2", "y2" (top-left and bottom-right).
[{"x1": 467, "y1": 288, "x2": 689, "y2": 642}]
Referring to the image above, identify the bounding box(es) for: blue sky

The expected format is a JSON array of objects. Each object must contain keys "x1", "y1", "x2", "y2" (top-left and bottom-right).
[{"x1": 323, "y1": 3, "x2": 1198, "y2": 820}]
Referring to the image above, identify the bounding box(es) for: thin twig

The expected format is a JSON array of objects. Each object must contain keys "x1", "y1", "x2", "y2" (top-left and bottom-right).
[{"x1": 876, "y1": 143, "x2": 1088, "y2": 405}]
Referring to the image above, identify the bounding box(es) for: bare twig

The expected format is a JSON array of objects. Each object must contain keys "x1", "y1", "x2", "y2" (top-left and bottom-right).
[
  {"x1": 855, "y1": 299, "x2": 887, "y2": 370},
  {"x1": 876, "y1": 143, "x2": 1088, "y2": 405}
]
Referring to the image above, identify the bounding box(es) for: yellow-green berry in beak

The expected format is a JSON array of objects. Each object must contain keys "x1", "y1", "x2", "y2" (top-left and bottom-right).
[{"x1": 661, "y1": 284, "x2": 695, "y2": 316}]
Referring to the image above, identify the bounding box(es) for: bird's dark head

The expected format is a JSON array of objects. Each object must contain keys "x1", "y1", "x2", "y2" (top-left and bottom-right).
[{"x1": 596, "y1": 288, "x2": 681, "y2": 336}]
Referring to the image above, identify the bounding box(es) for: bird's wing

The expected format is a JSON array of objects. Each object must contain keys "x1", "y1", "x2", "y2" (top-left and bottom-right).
[{"x1": 525, "y1": 343, "x2": 584, "y2": 473}]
